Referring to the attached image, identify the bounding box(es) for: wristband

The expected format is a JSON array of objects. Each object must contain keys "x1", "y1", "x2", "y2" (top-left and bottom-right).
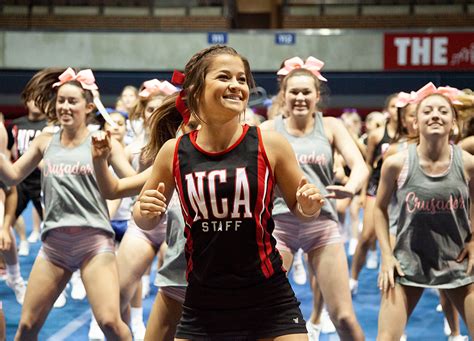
[{"x1": 297, "y1": 203, "x2": 317, "y2": 217}]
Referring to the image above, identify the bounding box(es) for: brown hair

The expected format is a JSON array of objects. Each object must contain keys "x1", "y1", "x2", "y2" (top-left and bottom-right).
[
  {"x1": 129, "y1": 86, "x2": 168, "y2": 122},
  {"x1": 394, "y1": 103, "x2": 417, "y2": 143},
  {"x1": 29, "y1": 68, "x2": 95, "y2": 124},
  {"x1": 142, "y1": 45, "x2": 255, "y2": 163},
  {"x1": 279, "y1": 68, "x2": 321, "y2": 94},
  {"x1": 383, "y1": 93, "x2": 398, "y2": 112},
  {"x1": 20, "y1": 67, "x2": 64, "y2": 107},
  {"x1": 121, "y1": 85, "x2": 138, "y2": 97}
]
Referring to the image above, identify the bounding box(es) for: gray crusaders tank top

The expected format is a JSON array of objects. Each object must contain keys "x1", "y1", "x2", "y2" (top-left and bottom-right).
[
  {"x1": 273, "y1": 113, "x2": 337, "y2": 222},
  {"x1": 388, "y1": 140, "x2": 409, "y2": 234},
  {"x1": 395, "y1": 144, "x2": 473, "y2": 288},
  {"x1": 155, "y1": 194, "x2": 187, "y2": 287},
  {"x1": 41, "y1": 131, "x2": 112, "y2": 239}
]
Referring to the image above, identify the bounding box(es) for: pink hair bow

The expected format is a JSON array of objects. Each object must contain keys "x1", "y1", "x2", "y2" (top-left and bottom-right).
[
  {"x1": 139, "y1": 79, "x2": 178, "y2": 98},
  {"x1": 277, "y1": 56, "x2": 327, "y2": 82},
  {"x1": 395, "y1": 82, "x2": 463, "y2": 107},
  {"x1": 52, "y1": 67, "x2": 98, "y2": 91}
]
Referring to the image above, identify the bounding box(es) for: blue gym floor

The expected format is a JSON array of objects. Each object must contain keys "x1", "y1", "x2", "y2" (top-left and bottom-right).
[{"x1": 1, "y1": 205, "x2": 469, "y2": 340}]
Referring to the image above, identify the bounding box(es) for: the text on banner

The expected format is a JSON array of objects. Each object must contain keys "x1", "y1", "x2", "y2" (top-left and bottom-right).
[{"x1": 384, "y1": 32, "x2": 474, "y2": 70}]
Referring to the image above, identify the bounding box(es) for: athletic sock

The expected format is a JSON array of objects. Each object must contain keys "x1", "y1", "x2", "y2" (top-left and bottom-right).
[
  {"x1": 131, "y1": 307, "x2": 144, "y2": 325},
  {"x1": 6, "y1": 263, "x2": 21, "y2": 282}
]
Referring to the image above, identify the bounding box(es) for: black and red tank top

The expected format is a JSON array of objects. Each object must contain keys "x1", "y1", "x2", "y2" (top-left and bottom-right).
[{"x1": 173, "y1": 125, "x2": 285, "y2": 289}]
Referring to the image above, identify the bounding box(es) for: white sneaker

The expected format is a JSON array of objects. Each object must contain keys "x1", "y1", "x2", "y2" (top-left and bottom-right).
[
  {"x1": 88, "y1": 315, "x2": 105, "y2": 341},
  {"x1": 71, "y1": 271, "x2": 87, "y2": 300},
  {"x1": 444, "y1": 317, "x2": 452, "y2": 336},
  {"x1": 131, "y1": 320, "x2": 146, "y2": 341},
  {"x1": 27, "y1": 230, "x2": 40, "y2": 243},
  {"x1": 53, "y1": 289, "x2": 67, "y2": 308},
  {"x1": 141, "y1": 275, "x2": 150, "y2": 299},
  {"x1": 18, "y1": 240, "x2": 29, "y2": 257},
  {"x1": 292, "y1": 250, "x2": 307, "y2": 285},
  {"x1": 320, "y1": 307, "x2": 336, "y2": 334},
  {"x1": 306, "y1": 320, "x2": 321, "y2": 341},
  {"x1": 348, "y1": 238, "x2": 358, "y2": 256},
  {"x1": 366, "y1": 249, "x2": 378, "y2": 269},
  {"x1": 448, "y1": 335, "x2": 468, "y2": 341},
  {"x1": 6, "y1": 276, "x2": 27, "y2": 305},
  {"x1": 349, "y1": 278, "x2": 358, "y2": 296},
  {"x1": 400, "y1": 333, "x2": 407, "y2": 341}
]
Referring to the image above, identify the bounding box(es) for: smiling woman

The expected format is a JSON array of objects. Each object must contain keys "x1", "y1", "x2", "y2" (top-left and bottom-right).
[
  {"x1": 375, "y1": 88, "x2": 474, "y2": 340},
  {"x1": 0, "y1": 67, "x2": 135, "y2": 340},
  {"x1": 259, "y1": 58, "x2": 367, "y2": 341},
  {"x1": 200, "y1": 54, "x2": 249, "y2": 124},
  {"x1": 132, "y1": 45, "x2": 326, "y2": 340}
]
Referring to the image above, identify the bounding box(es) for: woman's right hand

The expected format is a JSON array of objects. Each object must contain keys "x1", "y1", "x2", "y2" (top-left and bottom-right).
[
  {"x1": 0, "y1": 228, "x2": 12, "y2": 252},
  {"x1": 378, "y1": 254, "x2": 405, "y2": 294},
  {"x1": 139, "y1": 182, "x2": 167, "y2": 218},
  {"x1": 91, "y1": 130, "x2": 112, "y2": 161}
]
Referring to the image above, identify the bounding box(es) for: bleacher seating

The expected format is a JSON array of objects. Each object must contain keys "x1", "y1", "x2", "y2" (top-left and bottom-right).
[
  {"x1": 282, "y1": 13, "x2": 473, "y2": 28},
  {"x1": 0, "y1": 0, "x2": 472, "y2": 30},
  {"x1": 282, "y1": 0, "x2": 473, "y2": 28},
  {"x1": 0, "y1": 0, "x2": 230, "y2": 30}
]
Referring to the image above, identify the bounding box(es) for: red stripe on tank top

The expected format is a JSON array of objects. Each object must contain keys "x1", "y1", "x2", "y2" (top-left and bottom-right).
[
  {"x1": 173, "y1": 136, "x2": 194, "y2": 278},
  {"x1": 253, "y1": 128, "x2": 275, "y2": 278},
  {"x1": 261, "y1": 162, "x2": 274, "y2": 257}
]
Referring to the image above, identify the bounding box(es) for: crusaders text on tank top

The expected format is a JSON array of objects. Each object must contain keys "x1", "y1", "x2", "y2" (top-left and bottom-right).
[
  {"x1": 370, "y1": 125, "x2": 392, "y2": 185},
  {"x1": 173, "y1": 125, "x2": 284, "y2": 290},
  {"x1": 41, "y1": 131, "x2": 112, "y2": 239},
  {"x1": 394, "y1": 144, "x2": 473, "y2": 288},
  {"x1": 272, "y1": 113, "x2": 337, "y2": 222}
]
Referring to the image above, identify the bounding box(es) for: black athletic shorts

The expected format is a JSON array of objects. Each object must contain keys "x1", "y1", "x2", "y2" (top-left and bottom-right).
[
  {"x1": 175, "y1": 272, "x2": 307, "y2": 340},
  {"x1": 15, "y1": 176, "x2": 43, "y2": 219}
]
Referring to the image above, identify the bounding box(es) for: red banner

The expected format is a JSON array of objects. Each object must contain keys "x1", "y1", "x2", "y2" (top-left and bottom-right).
[{"x1": 384, "y1": 32, "x2": 474, "y2": 70}]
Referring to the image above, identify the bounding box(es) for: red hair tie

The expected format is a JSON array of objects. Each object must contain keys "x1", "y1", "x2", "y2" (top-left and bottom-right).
[
  {"x1": 175, "y1": 90, "x2": 190, "y2": 124},
  {"x1": 171, "y1": 70, "x2": 185, "y2": 86}
]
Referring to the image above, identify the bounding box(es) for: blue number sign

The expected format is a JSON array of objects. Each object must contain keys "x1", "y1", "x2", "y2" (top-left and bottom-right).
[
  {"x1": 275, "y1": 33, "x2": 296, "y2": 45},
  {"x1": 208, "y1": 32, "x2": 228, "y2": 44}
]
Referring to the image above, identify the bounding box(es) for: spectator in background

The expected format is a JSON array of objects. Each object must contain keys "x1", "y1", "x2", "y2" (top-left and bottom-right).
[
  {"x1": 457, "y1": 89, "x2": 474, "y2": 154},
  {"x1": 350, "y1": 94, "x2": 399, "y2": 294},
  {"x1": 116, "y1": 85, "x2": 139, "y2": 115},
  {"x1": 360, "y1": 111, "x2": 386, "y2": 145},
  {"x1": 0, "y1": 119, "x2": 27, "y2": 306},
  {"x1": 116, "y1": 85, "x2": 140, "y2": 145},
  {"x1": 338, "y1": 109, "x2": 366, "y2": 256},
  {"x1": 8, "y1": 80, "x2": 48, "y2": 255},
  {"x1": 341, "y1": 108, "x2": 362, "y2": 136},
  {"x1": 266, "y1": 59, "x2": 290, "y2": 120}
]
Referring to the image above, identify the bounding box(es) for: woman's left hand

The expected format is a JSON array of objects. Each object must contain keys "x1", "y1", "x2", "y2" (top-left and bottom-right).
[
  {"x1": 296, "y1": 177, "x2": 324, "y2": 217},
  {"x1": 456, "y1": 240, "x2": 474, "y2": 274},
  {"x1": 325, "y1": 185, "x2": 355, "y2": 199}
]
